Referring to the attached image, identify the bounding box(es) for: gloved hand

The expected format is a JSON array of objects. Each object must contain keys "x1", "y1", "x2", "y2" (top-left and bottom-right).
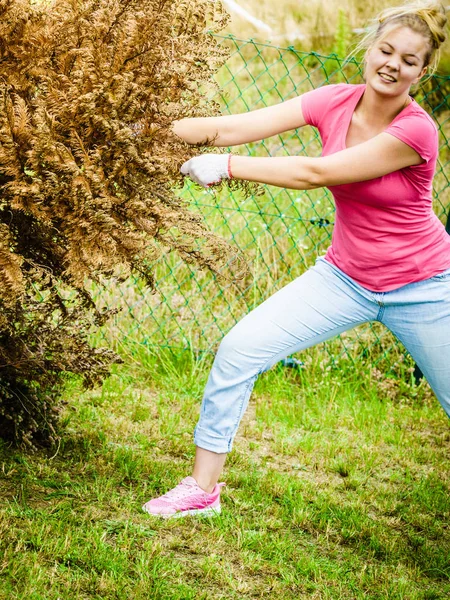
[{"x1": 180, "y1": 153, "x2": 232, "y2": 187}]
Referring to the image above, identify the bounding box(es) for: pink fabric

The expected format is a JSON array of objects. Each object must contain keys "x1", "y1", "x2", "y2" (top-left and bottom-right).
[{"x1": 301, "y1": 83, "x2": 450, "y2": 291}]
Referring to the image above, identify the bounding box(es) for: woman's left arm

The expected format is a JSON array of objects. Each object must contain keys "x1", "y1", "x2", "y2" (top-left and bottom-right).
[{"x1": 182, "y1": 133, "x2": 423, "y2": 189}]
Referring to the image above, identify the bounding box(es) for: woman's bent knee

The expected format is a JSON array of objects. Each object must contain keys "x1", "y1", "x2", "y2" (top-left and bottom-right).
[{"x1": 215, "y1": 326, "x2": 263, "y2": 373}]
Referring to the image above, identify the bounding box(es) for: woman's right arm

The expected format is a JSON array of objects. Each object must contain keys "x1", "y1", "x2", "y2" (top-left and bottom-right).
[{"x1": 173, "y1": 95, "x2": 309, "y2": 147}]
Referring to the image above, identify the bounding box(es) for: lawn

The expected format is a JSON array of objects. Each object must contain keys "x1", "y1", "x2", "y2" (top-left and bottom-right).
[{"x1": 1, "y1": 346, "x2": 449, "y2": 599}]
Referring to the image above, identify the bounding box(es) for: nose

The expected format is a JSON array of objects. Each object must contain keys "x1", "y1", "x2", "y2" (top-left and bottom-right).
[{"x1": 385, "y1": 54, "x2": 400, "y2": 71}]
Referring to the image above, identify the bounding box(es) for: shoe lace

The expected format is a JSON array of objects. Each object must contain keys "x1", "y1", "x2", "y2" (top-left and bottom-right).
[{"x1": 162, "y1": 481, "x2": 194, "y2": 501}]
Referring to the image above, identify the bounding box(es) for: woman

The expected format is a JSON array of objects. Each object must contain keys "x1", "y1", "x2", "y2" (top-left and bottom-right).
[{"x1": 143, "y1": 1, "x2": 450, "y2": 518}]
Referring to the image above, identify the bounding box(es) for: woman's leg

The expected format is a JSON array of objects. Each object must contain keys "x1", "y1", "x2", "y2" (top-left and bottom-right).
[
  {"x1": 143, "y1": 259, "x2": 388, "y2": 515},
  {"x1": 192, "y1": 447, "x2": 227, "y2": 493},
  {"x1": 192, "y1": 258, "x2": 380, "y2": 489},
  {"x1": 382, "y1": 269, "x2": 450, "y2": 418}
]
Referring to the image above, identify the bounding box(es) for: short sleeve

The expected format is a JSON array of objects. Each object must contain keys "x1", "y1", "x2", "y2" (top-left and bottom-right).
[
  {"x1": 385, "y1": 111, "x2": 438, "y2": 164},
  {"x1": 300, "y1": 84, "x2": 340, "y2": 128}
]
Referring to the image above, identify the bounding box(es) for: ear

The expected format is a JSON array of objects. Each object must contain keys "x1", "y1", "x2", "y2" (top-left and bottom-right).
[{"x1": 413, "y1": 64, "x2": 428, "y2": 84}]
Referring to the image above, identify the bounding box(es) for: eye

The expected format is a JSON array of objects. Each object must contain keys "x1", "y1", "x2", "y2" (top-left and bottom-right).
[
  {"x1": 404, "y1": 60, "x2": 415, "y2": 66},
  {"x1": 381, "y1": 50, "x2": 391, "y2": 55}
]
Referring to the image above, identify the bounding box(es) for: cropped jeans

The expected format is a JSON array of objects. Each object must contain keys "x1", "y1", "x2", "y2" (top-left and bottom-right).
[{"x1": 194, "y1": 257, "x2": 450, "y2": 453}]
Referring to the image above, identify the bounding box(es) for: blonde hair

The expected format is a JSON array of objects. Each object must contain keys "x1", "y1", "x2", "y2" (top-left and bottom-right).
[{"x1": 354, "y1": 1, "x2": 448, "y2": 75}]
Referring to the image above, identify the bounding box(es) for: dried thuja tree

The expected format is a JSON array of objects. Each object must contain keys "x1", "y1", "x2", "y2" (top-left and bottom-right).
[{"x1": 0, "y1": 0, "x2": 249, "y2": 448}]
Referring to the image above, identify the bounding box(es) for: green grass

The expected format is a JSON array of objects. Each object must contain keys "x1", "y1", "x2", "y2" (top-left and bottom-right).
[{"x1": 1, "y1": 346, "x2": 449, "y2": 599}]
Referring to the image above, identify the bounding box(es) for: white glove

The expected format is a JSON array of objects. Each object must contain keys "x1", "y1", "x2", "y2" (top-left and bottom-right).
[{"x1": 180, "y1": 153, "x2": 232, "y2": 188}]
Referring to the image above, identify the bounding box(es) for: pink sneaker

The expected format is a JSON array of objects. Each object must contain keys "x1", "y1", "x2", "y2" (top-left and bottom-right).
[{"x1": 142, "y1": 476, "x2": 225, "y2": 519}]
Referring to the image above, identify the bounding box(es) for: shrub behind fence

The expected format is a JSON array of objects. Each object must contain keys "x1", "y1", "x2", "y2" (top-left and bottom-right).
[{"x1": 97, "y1": 35, "x2": 450, "y2": 367}]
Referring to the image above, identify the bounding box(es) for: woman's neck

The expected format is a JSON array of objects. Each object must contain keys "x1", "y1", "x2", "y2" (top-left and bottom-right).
[{"x1": 357, "y1": 85, "x2": 410, "y2": 127}]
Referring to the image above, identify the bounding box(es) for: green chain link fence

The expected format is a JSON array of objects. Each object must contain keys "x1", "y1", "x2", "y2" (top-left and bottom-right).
[{"x1": 98, "y1": 35, "x2": 450, "y2": 370}]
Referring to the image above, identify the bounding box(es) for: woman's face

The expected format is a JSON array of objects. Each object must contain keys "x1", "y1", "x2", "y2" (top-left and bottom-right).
[{"x1": 365, "y1": 26, "x2": 429, "y2": 98}]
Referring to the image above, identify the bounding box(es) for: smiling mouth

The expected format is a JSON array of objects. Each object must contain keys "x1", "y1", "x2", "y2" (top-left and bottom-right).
[{"x1": 378, "y1": 72, "x2": 397, "y2": 83}]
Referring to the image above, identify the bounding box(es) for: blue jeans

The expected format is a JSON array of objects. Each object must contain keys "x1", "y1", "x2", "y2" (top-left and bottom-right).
[{"x1": 194, "y1": 257, "x2": 450, "y2": 453}]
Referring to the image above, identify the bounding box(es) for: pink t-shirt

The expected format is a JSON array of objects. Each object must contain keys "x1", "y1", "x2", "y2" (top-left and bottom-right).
[{"x1": 301, "y1": 83, "x2": 450, "y2": 291}]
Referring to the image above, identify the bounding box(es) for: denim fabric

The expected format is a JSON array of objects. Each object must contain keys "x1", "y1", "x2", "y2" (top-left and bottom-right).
[{"x1": 194, "y1": 258, "x2": 450, "y2": 453}]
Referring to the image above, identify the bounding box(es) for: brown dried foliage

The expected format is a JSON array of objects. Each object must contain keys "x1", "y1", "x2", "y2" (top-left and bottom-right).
[{"x1": 0, "y1": 0, "x2": 247, "y2": 447}]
